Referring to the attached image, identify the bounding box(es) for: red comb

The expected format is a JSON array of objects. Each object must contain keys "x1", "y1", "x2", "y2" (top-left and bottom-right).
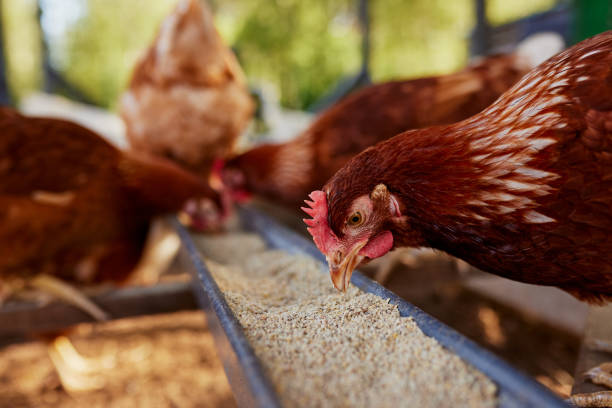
[
  {"x1": 211, "y1": 158, "x2": 225, "y2": 175},
  {"x1": 301, "y1": 190, "x2": 339, "y2": 254}
]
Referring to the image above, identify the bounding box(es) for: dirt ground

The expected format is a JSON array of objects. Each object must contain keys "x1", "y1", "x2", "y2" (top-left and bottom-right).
[
  {"x1": 0, "y1": 260, "x2": 580, "y2": 406},
  {"x1": 0, "y1": 311, "x2": 236, "y2": 408}
]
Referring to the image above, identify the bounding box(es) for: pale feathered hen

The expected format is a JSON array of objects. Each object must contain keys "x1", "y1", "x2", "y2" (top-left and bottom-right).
[{"x1": 120, "y1": 0, "x2": 254, "y2": 175}]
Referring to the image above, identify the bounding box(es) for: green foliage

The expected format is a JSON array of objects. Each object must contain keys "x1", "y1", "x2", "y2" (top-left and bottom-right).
[
  {"x1": 370, "y1": 0, "x2": 473, "y2": 82},
  {"x1": 1, "y1": 0, "x2": 42, "y2": 102},
  {"x1": 1, "y1": 0, "x2": 560, "y2": 110},
  {"x1": 57, "y1": 0, "x2": 176, "y2": 109},
  {"x1": 216, "y1": 0, "x2": 361, "y2": 110},
  {"x1": 369, "y1": 0, "x2": 558, "y2": 82},
  {"x1": 487, "y1": 0, "x2": 557, "y2": 26}
]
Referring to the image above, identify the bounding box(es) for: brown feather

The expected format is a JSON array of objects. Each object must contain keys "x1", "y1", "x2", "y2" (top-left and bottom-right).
[
  {"x1": 224, "y1": 53, "x2": 532, "y2": 206},
  {"x1": 0, "y1": 108, "x2": 217, "y2": 284},
  {"x1": 324, "y1": 31, "x2": 612, "y2": 302}
]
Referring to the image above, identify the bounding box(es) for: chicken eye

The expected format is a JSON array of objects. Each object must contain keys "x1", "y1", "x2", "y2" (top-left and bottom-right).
[{"x1": 347, "y1": 212, "x2": 364, "y2": 227}]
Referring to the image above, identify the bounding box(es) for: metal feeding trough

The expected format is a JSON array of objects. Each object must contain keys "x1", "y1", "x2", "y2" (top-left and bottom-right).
[{"x1": 175, "y1": 206, "x2": 569, "y2": 408}]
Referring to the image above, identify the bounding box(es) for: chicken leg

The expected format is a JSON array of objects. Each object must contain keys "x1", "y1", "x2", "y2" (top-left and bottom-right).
[
  {"x1": 46, "y1": 335, "x2": 116, "y2": 392},
  {"x1": 127, "y1": 217, "x2": 180, "y2": 285},
  {"x1": 17, "y1": 275, "x2": 114, "y2": 392}
]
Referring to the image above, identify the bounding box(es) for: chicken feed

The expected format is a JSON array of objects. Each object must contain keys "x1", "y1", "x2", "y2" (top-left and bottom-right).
[{"x1": 192, "y1": 232, "x2": 497, "y2": 408}]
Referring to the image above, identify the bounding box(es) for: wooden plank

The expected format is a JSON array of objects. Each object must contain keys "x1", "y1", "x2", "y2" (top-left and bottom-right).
[
  {"x1": 572, "y1": 304, "x2": 612, "y2": 395},
  {"x1": 0, "y1": 281, "x2": 197, "y2": 336}
]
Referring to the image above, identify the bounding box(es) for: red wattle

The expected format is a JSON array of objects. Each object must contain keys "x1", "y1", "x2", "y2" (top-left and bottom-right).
[{"x1": 359, "y1": 231, "x2": 393, "y2": 259}]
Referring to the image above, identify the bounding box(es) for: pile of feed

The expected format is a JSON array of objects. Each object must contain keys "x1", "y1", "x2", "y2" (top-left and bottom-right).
[{"x1": 193, "y1": 232, "x2": 497, "y2": 408}]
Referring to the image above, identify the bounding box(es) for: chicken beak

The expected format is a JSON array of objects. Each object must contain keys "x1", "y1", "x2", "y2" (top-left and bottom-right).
[{"x1": 328, "y1": 242, "x2": 366, "y2": 292}]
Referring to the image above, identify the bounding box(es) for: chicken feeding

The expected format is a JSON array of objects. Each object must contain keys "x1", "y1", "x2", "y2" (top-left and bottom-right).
[
  {"x1": 303, "y1": 31, "x2": 612, "y2": 407},
  {"x1": 220, "y1": 35, "x2": 562, "y2": 207},
  {"x1": 0, "y1": 107, "x2": 226, "y2": 391},
  {"x1": 0, "y1": 107, "x2": 224, "y2": 313},
  {"x1": 120, "y1": 0, "x2": 254, "y2": 175}
]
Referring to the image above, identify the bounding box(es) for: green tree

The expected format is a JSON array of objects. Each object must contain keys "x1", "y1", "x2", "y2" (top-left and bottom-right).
[
  {"x1": 223, "y1": 0, "x2": 361, "y2": 109},
  {"x1": 370, "y1": 0, "x2": 473, "y2": 82},
  {"x1": 1, "y1": 0, "x2": 561, "y2": 109},
  {"x1": 369, "y1": 0, "x2": 558, "y2": 82},
  {"x1": 2, "y1": 0, "x2": 42, "y2": 102},
  {"x1": 56, "y1": 0, "x2": 176, "y2": 109}
]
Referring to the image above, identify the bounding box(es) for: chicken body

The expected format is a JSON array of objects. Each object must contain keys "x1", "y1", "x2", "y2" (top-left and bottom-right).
[
  {"x1": 223, "y1": 52, "x2": 543, "y2": 206},
  {"x1": 0, "y1": 108, "x2": 219, "y2": 285},
  {"x1": 304, "y1": 31, "x2": 612, "y2": 303},
  {"x1": 120, "y1": 0, "x2": 254, "y2": 175}
]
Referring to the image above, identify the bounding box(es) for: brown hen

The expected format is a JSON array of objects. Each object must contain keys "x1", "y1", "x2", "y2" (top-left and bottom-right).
[
  {"x1": 120, "y1": 0, "x2": 254, "y2": 175},
  {"x1": 221, "y1": 38, "x2": 560, "y2": 207},
  {"x1": 0, "y1": 107, "x2": 219, "y2": 295},
  {"x1": 0, "y1": 107, "x2": 224, "y2": 392},
  {"x1": 304, "y1": 31, "x2": 612, "y2": 406}
]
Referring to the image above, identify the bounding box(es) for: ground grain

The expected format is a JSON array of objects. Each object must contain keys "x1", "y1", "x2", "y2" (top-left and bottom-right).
[{"x1": 194, "y1": 232, "x2": 497, "y2": 408}]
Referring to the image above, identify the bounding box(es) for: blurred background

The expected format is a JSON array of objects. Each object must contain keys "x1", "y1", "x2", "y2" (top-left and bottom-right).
[
  {"x1": 1, "y1": 0, "x2": 611, "y2": 407},
  {"x1": 2, "y1": 0, "x2": 608, "y2": 113}
]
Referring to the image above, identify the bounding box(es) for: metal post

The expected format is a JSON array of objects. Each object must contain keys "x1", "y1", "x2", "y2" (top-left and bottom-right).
[
  {"x1": 358, "y1": 0, "x2": 370, "y2": 80},
  {"x1": 308, "y1": 0, "x2": 371, "y2": 112},
  {"x1": 36, "y1": 0, "x2": 96, "y2": 105},
  {"x1": 0, "y1": 0, "x2": 12, "y2": 105},
  {"x1": 470, "y1": 0, "x2": 490, "y2": 56}
]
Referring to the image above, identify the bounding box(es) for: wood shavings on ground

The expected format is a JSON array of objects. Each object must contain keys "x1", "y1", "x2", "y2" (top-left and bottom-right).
[
  {"x1": 194, "y1": 232, "x2": 497, "y2": 408},
  {"x1": 0, "y1": 312, "x2": 235, "y2": 408}
]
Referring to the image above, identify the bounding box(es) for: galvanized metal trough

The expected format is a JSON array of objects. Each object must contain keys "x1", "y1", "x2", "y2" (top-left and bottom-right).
[{"x1": 176, "y1": 205, "x2": 570, "y2": 408}]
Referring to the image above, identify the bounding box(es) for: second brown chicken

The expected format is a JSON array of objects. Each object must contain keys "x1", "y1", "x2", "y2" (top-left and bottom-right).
[{"x1": 220, "y1": 39, "x2": 562, "y2": 207}]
